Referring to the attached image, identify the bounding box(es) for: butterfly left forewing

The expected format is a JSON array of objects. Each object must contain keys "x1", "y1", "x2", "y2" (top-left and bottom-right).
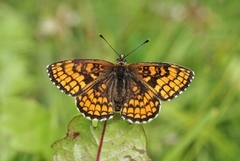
[
  {"x1": 128, "y1": 62, "x2": 194, "y2": 101},
  {"x1": 47, "y1": 59, "x2": 114, "y2": 96}
]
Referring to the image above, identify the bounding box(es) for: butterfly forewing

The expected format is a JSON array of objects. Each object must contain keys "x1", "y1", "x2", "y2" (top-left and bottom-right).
[
  {"x1": 47, "y1": 59, "x2": 114, "y2": 96},
  {"x1": 128, "y1": 62, "x2": 194, "y2": 101}
]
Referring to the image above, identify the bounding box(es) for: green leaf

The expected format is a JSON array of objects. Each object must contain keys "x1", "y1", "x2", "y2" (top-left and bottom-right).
[
  {"x1": 52, "y1": 115, "x2": 151, "y2": 161},
  {"x1": 0, "y1": 97, "x2": 53, "y2": 159}
]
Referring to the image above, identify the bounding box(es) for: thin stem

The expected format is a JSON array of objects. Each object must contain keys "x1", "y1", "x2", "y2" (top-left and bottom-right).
[{"x1": 96, "y1": 120, "x2": 108, "y2": 161}]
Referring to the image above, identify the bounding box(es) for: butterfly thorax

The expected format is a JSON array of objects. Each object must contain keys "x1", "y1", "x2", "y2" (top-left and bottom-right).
[{"x1": 112, "y1": 56, "x2": 129, "y2": 111}]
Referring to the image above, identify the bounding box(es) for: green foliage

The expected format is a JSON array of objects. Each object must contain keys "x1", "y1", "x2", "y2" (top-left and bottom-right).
[
  {"x1": 0, "y1": 0, "x2": 239, "y2": 160},
  {"x1": 52, "y1": 115, "x2": 150, "y2": 161}
]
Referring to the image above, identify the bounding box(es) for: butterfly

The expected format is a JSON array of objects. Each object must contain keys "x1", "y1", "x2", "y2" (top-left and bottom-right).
[{"x1": 46, "y1": 35, "x2": 194, "y2": 123}]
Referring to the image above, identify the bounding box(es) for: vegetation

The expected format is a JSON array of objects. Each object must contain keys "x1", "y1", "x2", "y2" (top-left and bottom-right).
[{"x1": 0, "y1": 0, "x2": 239, "y2": 160}]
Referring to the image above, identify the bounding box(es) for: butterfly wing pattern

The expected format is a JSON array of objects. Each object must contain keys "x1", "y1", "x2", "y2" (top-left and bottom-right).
[
  {"x1": 120, "y1": 76, "x2": 161, "y2": 123},
  {"x1": 128, "y1": 63, "x2": 194, "y2": 101},
  {"x1": 47, "y1": 59, "x2": 118, "y2": 120},
  {"x1": 47, "y1": 59, "x2": 114, "y2": 96},
  {"x1": 75, "y1": 76, "x2": 117, "y2": 121},
  {"x1": 47, "y1": 55, "x2": 194, "y2": 123}
]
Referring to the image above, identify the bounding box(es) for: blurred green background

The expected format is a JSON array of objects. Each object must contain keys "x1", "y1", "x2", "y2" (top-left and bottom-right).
[{"x1": 0, "y1": 0, "x2": 239, "y2": 160}]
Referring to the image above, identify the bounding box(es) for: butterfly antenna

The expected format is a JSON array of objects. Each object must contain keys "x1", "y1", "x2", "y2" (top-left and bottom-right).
[
  {"x1": 99, "y1": 34, "x2": 120, "y2": 57},
  {"x1": 124, "y1": 39, "x2": 150, "y2": 58}
]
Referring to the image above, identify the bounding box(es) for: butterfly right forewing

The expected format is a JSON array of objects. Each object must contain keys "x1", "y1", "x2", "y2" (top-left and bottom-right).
[{"x1": 128, "y1": 62, "x2": 194, "y2": 101}]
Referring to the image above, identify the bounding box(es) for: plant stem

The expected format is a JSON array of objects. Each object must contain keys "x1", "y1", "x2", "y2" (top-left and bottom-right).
[{"x1": 96, "y1": 121, "x2": 107, "y2": 161}]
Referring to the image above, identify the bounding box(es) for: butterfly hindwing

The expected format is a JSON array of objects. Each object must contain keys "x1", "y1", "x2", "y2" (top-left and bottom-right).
[
  {"x1": 121, "y1": 77, "x2": 161, "y2": 123},
  {"x1": 75, "y1": 77, "x2": 115, "y2": 121}
]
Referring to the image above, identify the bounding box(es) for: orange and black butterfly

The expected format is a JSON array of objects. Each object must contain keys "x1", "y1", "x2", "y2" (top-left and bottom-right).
[{"x1": 46, "y1": 35, "x2": 194, "y2": 123}]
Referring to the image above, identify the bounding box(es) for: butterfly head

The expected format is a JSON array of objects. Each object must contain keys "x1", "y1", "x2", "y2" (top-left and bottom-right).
[{"x1": 116, "y1": 54, "x2": 127, "y2": 65}]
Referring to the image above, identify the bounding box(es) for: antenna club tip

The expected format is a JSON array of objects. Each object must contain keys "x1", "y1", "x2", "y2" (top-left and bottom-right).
[
  {"x1": 145, "y1": 39, "x2": 150, "y2": 43},
  {"x1": 99, "y1": 34, "x2": 103, "y2": 38}
]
